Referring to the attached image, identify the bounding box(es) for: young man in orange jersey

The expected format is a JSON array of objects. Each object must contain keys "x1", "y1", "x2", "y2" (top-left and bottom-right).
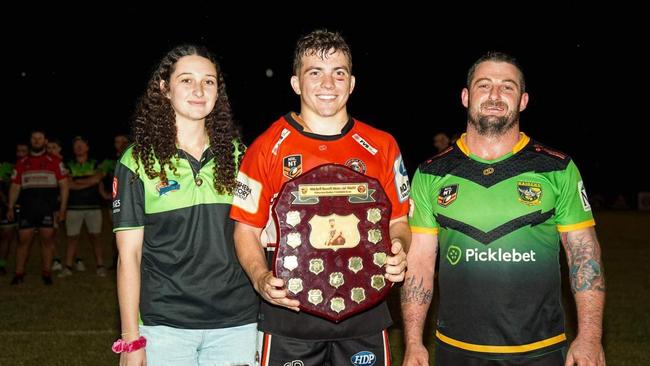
[{"x1": 230, "y1": 29, "x2": 411, "y2": 365}]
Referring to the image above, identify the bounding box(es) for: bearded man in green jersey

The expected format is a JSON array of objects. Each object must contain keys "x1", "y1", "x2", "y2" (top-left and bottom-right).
[{"x1": 401, "y1": 52, "x2": 606, "y2": 366}]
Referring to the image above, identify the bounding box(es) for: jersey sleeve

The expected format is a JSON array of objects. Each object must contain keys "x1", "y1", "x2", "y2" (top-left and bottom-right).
[
  {"x1": 99, "y1": 159, "x2": 117, "y2": 175},
  {"x1": 53, "y1": 157, "x2": 67, "y2": 180},
  {"x1": 230, "y1": 137, "x2": 273, "y2": 228},
  {"x1": 382, "y1": 136, "x2": 410, "y2": 219},
  {"x1": 112, "y1": 153, "x2": 145, "y2": 232},
  {"x1": 11, "y1": 161, "x2": 23, "y2": 184},
  {"x1": 554, "y1": 159, "x2": 595, "y2": 232},
  {"x1": 408, "y1": 168, "x2": 439, "y2": 235}
]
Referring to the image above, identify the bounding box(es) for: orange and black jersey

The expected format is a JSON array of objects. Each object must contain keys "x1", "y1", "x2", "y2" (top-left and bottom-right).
[{"x1": 231, "y1": 112, "x2": 410, "y2": 340}]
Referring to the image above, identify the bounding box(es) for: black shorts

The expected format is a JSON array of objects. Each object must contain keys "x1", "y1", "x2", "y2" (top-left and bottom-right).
[
  {"x1": 16, "y1": 206, "x2": 55, "y2": 229},
  {"x1": 435, "y1": 345, "x2": 566, "y2": 366},
  {"x1": 259, "y1": 330, "x2": 390, "y2": 366}
]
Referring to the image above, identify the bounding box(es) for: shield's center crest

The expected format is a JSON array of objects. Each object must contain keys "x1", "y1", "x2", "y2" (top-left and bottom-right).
[{"x1": 308, "y1": 214, "x2": 361, "y2": 251}]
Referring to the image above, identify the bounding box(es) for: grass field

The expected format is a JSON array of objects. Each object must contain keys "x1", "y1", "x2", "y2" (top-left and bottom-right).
[{"x1": 0, "y1": 210, "x2": 648, "y2": 365}]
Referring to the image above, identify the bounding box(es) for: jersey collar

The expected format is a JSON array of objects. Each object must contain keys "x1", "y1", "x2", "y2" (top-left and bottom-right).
[
  {"x1": 284, "y1": 112, "x2": 354, "y2": 141},
  {"x1": 456, "y1": 132, "x2": 531, "y2": 158}
]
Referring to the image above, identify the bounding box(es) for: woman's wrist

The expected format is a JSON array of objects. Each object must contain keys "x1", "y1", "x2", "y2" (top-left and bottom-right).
[{"x1": 121, "y1": 331, "x2": 140, "y2": 342}]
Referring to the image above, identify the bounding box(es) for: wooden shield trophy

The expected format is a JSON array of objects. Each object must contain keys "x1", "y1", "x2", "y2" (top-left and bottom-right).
[{"x1": 272, "y1": 164, "x2": 392, "y2": 322}]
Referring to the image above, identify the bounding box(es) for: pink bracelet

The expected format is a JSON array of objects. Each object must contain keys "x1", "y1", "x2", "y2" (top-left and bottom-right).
[{"x1": 111, "y1": 336, "x2": 147, "y2": 354}]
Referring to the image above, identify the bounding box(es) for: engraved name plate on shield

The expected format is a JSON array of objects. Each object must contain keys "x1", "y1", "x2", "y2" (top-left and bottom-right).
[{"x1": 272, "y1": 164, "x2": 392, "y2": 322}]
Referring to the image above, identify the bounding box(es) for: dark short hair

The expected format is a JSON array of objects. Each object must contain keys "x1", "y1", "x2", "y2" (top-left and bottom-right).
[
  {"x1": 72, "y1": 135, "x2": 89, "y2": 145},
  {"x1": 467, "y1": 51, "x2": 526, "y2": 93},
  {"x1": 293, "y1": 29, "x2": 352, "y2": 75}
]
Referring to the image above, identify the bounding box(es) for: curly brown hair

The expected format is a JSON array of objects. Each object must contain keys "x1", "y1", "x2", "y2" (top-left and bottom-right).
[
  {"x1": 292, "y1": 29, "x2": 352, "y2": 75},
  {"x1": 131, "y1": 44, "x2": 242, "y2": 195}
]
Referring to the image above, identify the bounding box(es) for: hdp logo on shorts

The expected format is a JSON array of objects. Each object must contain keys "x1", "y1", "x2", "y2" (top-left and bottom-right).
[
  {"x1": 351, "y1": 351, "x2": 376, "y2": 366},
  {"x1": 446, "y1": 245, "x2": 462, "y2": 265},
  {"x1": 282, "y1": 361, "x2": 304, "y2": 366},
  {"x1": 156, "y1": 180, "x2": 180, "y2": 196}
]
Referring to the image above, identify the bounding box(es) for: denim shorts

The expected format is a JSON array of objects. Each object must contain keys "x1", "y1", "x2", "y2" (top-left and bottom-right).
[{"x1": 140, "y1": 322, "x2": 257, "y2": 366}]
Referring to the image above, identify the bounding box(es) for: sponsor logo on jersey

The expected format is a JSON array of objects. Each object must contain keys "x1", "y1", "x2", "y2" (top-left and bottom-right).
[
  {"x1": 351, "y1": 351, "x2": 377, "y2": 366},
  {"x1": 282, "y1": 361, "x2": 304, "y2": 366},
  {"x1": 448, "y1": 246, "x2": 537, "y2": 265},
  {"x1": 483, "y1": 167, "x2": 495, "y2": 175},
  {"x1": 517, "y1": 181, "x2": 542, "y2": 206},
  {"x1": 446, "y1": 245, "x2": 462, "y2": 265},
  {"x1": 352, "y1": 134, "x2": 378, "y2": 155},
  {"x1": 578, "y1": 180, "x2": 591, "y2": 211},
  {"x1": 156, "y1": 180, "x2": 180, "y2": 196},
  {"x1": 437, "y1": 184, "x2": 458, "y2": 207},
  {"x1": 21, "y1": 171, "x2": 58, "y2": 188},
  {"x1": 272, "y1": 128, "x2": 291, "y2": 155},
  {"x1": 283, "y1": 154, "x2": 302, "y2": 179},
  {"x1": 465, "y1": 248, "x2": 536, "y2": 263},
  {"x1": 393, "y1": 155, "x2": 410, "y2": 202},
  {"x1": 232, "y1": 172, "x2": 263, "y2": 214},
  {"x1": 112, "y1": 199, "x2": 121, "y2": 213},
  {"x1": 345, "y1": 158, "x2": 367, "y2": 174}
]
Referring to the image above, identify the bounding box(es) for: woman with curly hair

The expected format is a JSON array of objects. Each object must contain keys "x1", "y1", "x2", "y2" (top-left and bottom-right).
[{"x1": 112, "y1": 44, "x2": 258, "y2": 366}]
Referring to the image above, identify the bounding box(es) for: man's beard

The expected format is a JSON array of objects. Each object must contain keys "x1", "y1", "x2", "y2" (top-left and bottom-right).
[
  {"x1": 31, "y1": 145, "x2": 45, "y2": 153},
  {"x1": 468, "y1": 100, "x2": 519, "y2": 137}
]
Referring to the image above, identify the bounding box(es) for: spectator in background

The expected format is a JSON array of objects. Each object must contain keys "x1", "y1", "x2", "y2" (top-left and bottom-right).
[
  {"x1": 59, "y1": 136, "x2": 106, "y2": 278},
  {"x1": 7, "y1": 130, "x2": 68, "y2": 285},
  {"x1": 0, "y1": 143, "x2": 30, "y2": 275},
  {"x1": 46, "y1": 138, "x2": 65, "y2": 272},
  {"x1": 99, "y1": 133, "x2": 131, "y2": 269},
  {"x1": 432, "y1": 131, "x2": 451, "y2": 153}
]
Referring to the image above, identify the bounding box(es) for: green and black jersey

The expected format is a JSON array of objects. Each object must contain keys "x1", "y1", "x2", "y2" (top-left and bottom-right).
[
  {"x1": 67, "y1": 159, "x2": 102, "y2": 210},
  {"x1": 409, "y1": 133, "x2": 594, "y2": 359},
  {"x1": 113, "y1": 144, "x2": 258, "y2": 329}
]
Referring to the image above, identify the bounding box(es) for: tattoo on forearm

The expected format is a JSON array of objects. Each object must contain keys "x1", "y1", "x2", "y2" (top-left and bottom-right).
[
  {"x1": 400, "y1": 276, "x2": 433, "y2": 305},
  {"x1": 566, "y1": 231, "x2": 605, "y2": 293}
]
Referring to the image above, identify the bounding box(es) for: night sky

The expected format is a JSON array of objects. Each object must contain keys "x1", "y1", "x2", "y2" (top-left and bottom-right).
[{"x1": 6, "y1": 7, "x2": 646, "y2": 199}]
